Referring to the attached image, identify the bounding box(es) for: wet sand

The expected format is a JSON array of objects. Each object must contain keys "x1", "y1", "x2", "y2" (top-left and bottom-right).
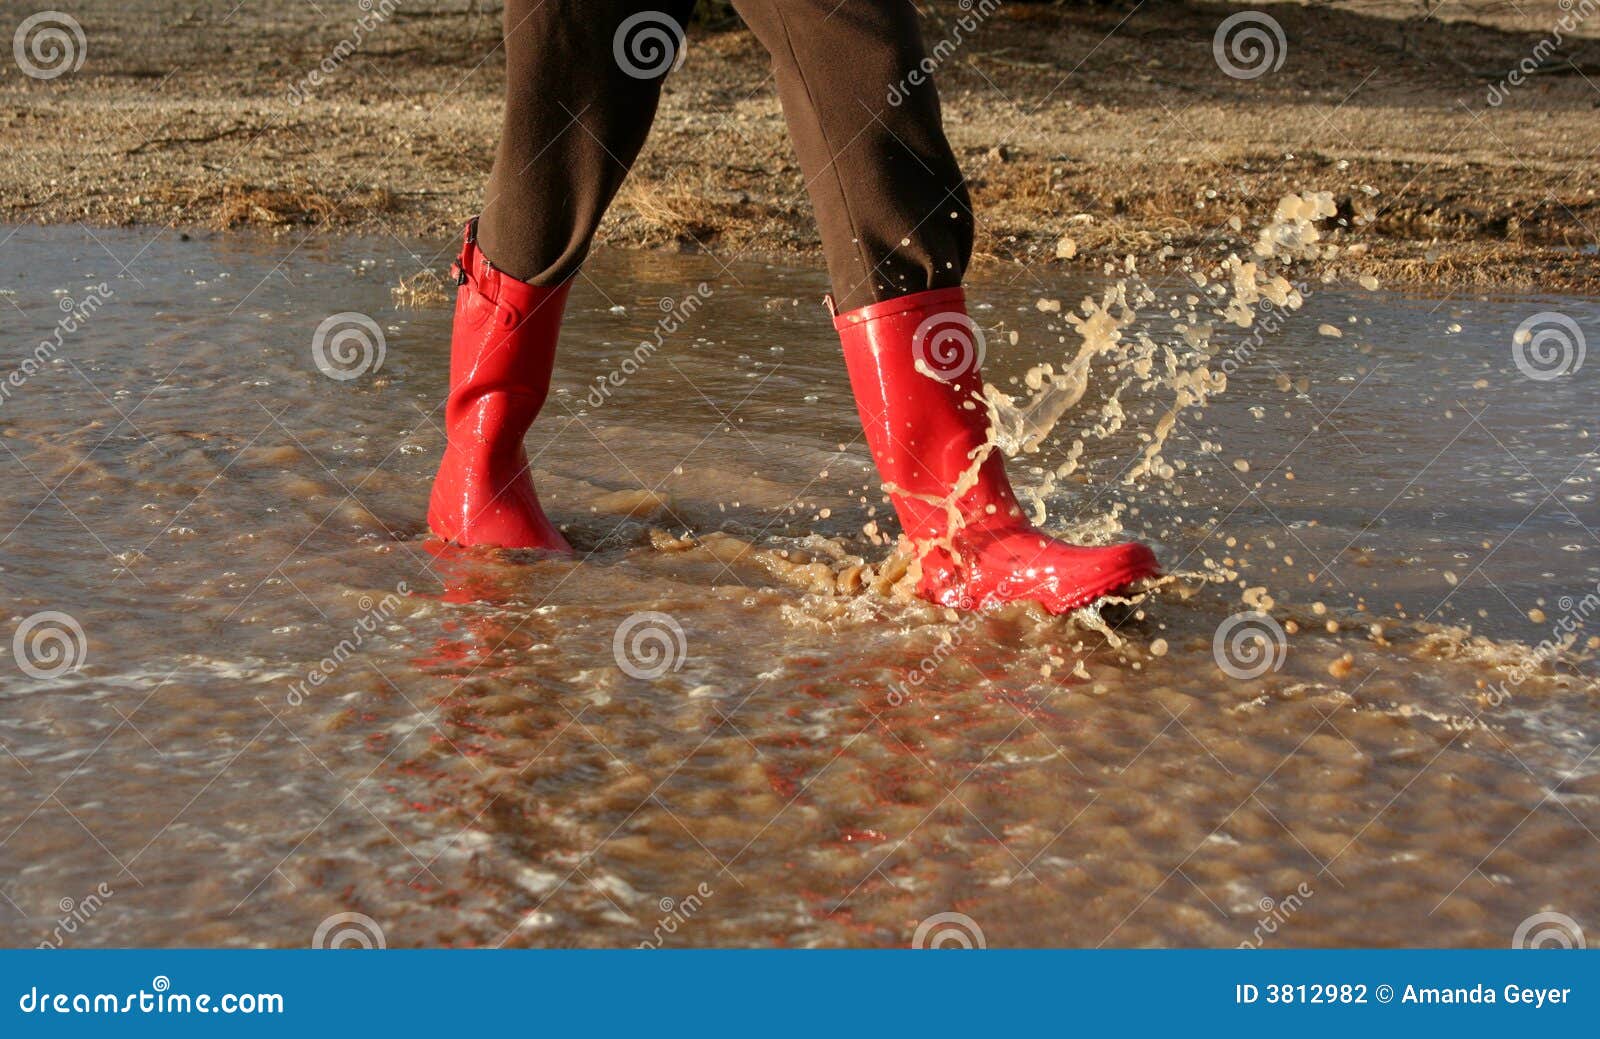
[
  {"x1": 0, "y1": 221, "x2": 1595, "y2": 947},
  {"x1": 2, "y1": 0, "x2": 1598, "y2": 294}
]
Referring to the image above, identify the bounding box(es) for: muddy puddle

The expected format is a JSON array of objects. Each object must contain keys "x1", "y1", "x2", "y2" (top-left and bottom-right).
[{"x1": 0, "y1": 218, "x2": 1595, "y2": 948}]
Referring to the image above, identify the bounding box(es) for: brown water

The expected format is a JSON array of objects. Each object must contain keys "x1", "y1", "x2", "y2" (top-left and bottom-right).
[{"x1": 0, "y1": 221, "x2": 1595, "y2": 949}]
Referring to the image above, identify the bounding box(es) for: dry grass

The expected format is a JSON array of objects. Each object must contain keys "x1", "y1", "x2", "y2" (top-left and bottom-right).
[
  {"x1": 613, "y1": 171, "x2": 731, "y2": 246},
  {"x1": 6, "y1": 1, "x2": 1597, "y2": 291},
  {"x1": 391, "y1": 268, "x2": 454, "y2": 309},
  {"x1": 210, "y1": 181, "x2": 398, "y2": 231}
]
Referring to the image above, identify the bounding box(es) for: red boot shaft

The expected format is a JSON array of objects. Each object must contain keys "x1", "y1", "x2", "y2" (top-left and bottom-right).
[
  {"x1": 834, "y1": 288, "x2": 1020, "y2": 539},
  {"x1": 835, "y1": 287, "x2": 1159, "y2": 612},
  {"x1": 428, "y1": 221, "x2": 572, "y2": 550}
]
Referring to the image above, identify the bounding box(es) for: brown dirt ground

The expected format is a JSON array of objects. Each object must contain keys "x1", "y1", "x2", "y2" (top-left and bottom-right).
[{"x1": 3, "y1": 0, "x2": 1597, "y2": 292}]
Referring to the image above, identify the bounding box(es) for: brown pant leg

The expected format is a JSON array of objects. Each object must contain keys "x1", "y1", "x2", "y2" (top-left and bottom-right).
[
  {"x1": 479, "y1": 0, "x2": 698, "y2": 285},
  {"x1": 729, "y1": 0, "x2": 973, "y2": 312}
]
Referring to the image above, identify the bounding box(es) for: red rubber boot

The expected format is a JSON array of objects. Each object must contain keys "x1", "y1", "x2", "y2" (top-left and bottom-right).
[
  {"x1": 834, "y1": 287, "x2": 1158, "y2": 612},
  {"x1": 427, "y1": 220, "x2": 572, "y2": 550}
]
